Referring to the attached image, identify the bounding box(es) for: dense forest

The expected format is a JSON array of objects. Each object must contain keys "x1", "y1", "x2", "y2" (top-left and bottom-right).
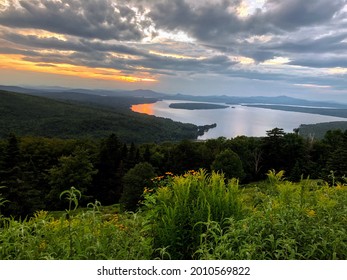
[
  {"x1": 0, "y1": 90, "x2": 200, "y2": 142},
  {"x1": 1, "y1": 126, "x2": 347, "y2": 218}
]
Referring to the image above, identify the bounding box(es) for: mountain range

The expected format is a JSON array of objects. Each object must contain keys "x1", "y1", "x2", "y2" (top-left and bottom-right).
[{"x1": 1, "y1": 85, "x2": 346, "y2": 109}]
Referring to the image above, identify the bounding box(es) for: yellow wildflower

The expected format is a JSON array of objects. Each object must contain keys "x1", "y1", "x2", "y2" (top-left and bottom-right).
[
  {"x1": 39, "y1": 240, "x2": 47, "y2": 251},
  {"x1": 306, "y1": 209, "x2": 316, "y2": 217}
]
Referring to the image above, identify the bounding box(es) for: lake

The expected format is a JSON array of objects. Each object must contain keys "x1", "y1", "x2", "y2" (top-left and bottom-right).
[{"x1": 132, "y1": 100, "x2": 347, "y2": 139}]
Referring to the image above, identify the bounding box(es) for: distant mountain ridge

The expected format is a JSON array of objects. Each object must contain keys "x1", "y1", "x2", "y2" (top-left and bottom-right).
[
  {"x1": 1, "y1": 84, "x2": 346, "y2": 109},
  {"x1": 169, "y1": 93, "x2": 347, "y2": 109},
  {"x1": 0, "y1": 85, "x2": 166, "y2": 99}
]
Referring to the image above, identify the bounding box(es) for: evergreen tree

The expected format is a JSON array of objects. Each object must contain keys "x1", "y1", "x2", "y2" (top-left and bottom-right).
[
  {"x1": 120, "y1": 162, "x2": 156, "y2": 211},
  {"x1": 262, "y1": 128, "x2": 286, "y2": 172},
  {"x1": 92, "y1": 134, "x2": 123, "y2": 205}
]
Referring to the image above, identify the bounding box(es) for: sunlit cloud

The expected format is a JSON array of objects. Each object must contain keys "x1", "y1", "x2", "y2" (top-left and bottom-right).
[
  {"x1": 262, "y1": 57, "x2": 291, "y2": 65},
  {"x1": 327, "y1": 67, "x2": 347, "y2": 75},
  {"x1": 0, "y1": 54, "x2": 157, "y2": 83},
  {"x1": 149, "y1": 50, "x2": 204, "y2": 60},
  {"x1": 234, "y1": 56, "x2": 255, "y2": 65},
  {"x1": 237, "y1": 0, "x2": 266, "y2": 18},
  {"x1": 294, "y1": 83, "x2": 332, "y2": 89},
  {"x1": 244, "y1": 35, "x2": 272, "y2": 44}
]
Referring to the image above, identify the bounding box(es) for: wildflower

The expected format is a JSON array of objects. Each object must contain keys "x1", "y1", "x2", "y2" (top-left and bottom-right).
[
  {"x1": 143, "y1": 187, "x2": 154, "y2": 194},
  {"x1": 117, "y1": 224, "x2": 128, "y2": 231},
  {"x1": 39, "y1": 240, "x2": 47, "y2": 251},
  {"x1": 33, "y1": 210, "x2": 49, "y2": 220},
  {"x1": 306, "y1": 209, "x2": 316, "y2": 217}
]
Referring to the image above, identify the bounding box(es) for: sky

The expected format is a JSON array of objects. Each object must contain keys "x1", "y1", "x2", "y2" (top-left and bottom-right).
[{"x1": 1, "y1": 0, "x2": 347, "y2": 101}]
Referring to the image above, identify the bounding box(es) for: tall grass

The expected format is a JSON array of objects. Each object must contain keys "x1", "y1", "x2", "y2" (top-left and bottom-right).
[
  {"x1": 142, "y1": 170, "x2": 245, "y2": 259},
  {"x1": 0, "y1": 190, "x2": 152, "y2": 260},
  {"x1": 195, "y1": 175, "x2": 347, "y2": 260}
]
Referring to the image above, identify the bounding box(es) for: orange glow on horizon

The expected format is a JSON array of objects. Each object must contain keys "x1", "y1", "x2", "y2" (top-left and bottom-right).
[
  {"x1": 131, "y1": 103, "x2": 155, "y2": 115},
  {"x1": 0, "y1": 54, "x2": 157, "y2": 83}
]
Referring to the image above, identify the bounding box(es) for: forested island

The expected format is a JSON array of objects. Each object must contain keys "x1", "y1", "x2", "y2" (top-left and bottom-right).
[{"x1": 169, "y1": 102, "x2": 229, "y2": 110}]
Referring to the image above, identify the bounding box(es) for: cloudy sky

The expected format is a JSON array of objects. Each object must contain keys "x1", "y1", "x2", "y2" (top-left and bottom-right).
[{"x1": 1, "y1": 0, "x2": 347, "y2": 101}]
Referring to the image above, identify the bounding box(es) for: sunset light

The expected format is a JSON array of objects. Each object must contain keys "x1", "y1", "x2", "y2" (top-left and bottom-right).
[
  {"x1": 0, "y1": 0, "x2": 346, "y2": 100},
  {"x1": 0, "y1": 54, "x2": 157, "y2": 83}
]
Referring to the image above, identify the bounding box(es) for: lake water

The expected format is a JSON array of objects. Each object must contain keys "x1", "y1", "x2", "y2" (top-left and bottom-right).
[{"x1": 132, "y1": 100, "x2": 347, "y2": 139}]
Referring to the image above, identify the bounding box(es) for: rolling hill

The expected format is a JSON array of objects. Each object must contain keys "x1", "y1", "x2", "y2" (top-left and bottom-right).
[{"x1": 0, "y1": 90, "x2": 199, "y2": 143}]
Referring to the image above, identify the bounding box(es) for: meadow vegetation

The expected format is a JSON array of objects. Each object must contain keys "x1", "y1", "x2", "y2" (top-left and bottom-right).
[{"x1": 0, "y1": 170, "x2": 346, "y2": 260}]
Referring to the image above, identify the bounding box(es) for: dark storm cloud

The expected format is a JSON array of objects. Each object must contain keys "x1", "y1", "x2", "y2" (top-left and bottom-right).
[
  {"x1": 259, "y1": 0, "x2": 346, "y2": 31},
  {"x1": 148, "y1": 0, "x2": 247, "y2": 44},
  {"x1": 148, "y1": 0, "x2": 346, "y2": 42},
  {"x1": 267, "y1": 32, "x2": 347, "y2": 54},
  {"x1": 0, "y1": 0, "x2": 146, "y2": 41},
  {"x1": 147, "y1": 0, "x2": 347, "y2": 66}
]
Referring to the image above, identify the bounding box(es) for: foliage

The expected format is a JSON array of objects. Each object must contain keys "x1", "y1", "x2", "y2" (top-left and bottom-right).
[
  {"x1": 211, "y1": 149, "x2": 245, "y2": 180},
  {"x1": 47, "y1": 148, "x2": 97, "y2": 209},
  {"x1": 195, "y1": 176, "x2": 347, "y2": 260},
  {"x1": 120, "y1": 162, "x2": 156, "y2": 211},
  {"x1": 1, "y1": 127, "x2": 347, "y2": 218},
  {"x1": 0, "y1": 190, "x2": 152, "y2": 260},
  {"x1": 0, "y1": 186, "x2": 9, "y2": 217},
  {"x1": 142, "y1": 170, "x2": 245, "y2": 259}
]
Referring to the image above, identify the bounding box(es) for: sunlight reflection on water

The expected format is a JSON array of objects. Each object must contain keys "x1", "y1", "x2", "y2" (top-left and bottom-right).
[{"x1": 132, "y1": 100, "x2": 347, "y2": 139}]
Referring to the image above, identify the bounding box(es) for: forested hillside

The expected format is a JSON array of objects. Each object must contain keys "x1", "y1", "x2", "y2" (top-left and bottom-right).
[
  {"x1": 0, "y1": 90, "x2": 199, "y2": 142},
  {"x1": 1, "y1": 127, "x2": 347, "y2": 218},
  {"x1": 298, "y1": 121, "x2": 347, "y2": 139}
]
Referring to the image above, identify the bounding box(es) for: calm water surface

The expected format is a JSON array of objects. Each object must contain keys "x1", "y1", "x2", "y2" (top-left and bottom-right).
[{"x1": 132, "y1": 100, "x2": 347, "y2": 139}]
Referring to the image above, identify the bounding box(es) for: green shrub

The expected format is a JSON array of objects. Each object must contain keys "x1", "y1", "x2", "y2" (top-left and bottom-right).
[
  {"x1": 120, "y1": 162, "x2": 156, "y2": 211},
  {"x1": 142, "y1": 170, "x2": 245, "y2": 259}
]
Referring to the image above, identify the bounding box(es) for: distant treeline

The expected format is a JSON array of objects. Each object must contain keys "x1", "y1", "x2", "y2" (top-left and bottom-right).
[{"x1": 1, "y1": 127, "x2": 347, "y2": 218}]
